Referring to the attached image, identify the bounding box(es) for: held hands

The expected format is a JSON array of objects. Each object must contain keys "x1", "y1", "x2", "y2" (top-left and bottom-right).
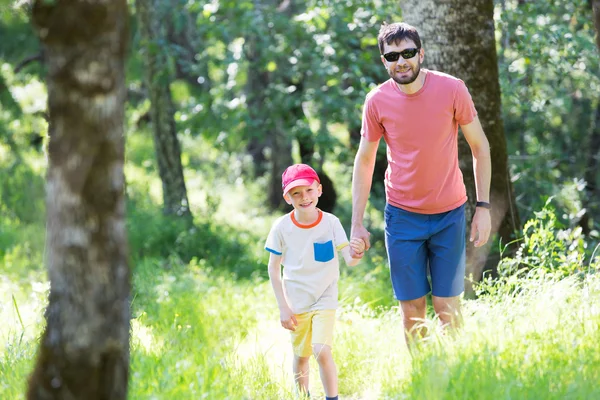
[
  {"x1": 350, "y1": 224, "x2": 371, "y2": 258},
  {"x1": 279, "y1": 305, "x2": 298, "y2": 331},
  {"x1": 470, "y1": 207, "x2": 492, "y2": 247},
  {"x1": 349, "y1": 237, "x2": 366, "y2": 259}
]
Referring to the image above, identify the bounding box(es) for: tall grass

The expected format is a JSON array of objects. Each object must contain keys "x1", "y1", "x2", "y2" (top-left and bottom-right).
[{"x1": 1, "y1": 237, "x2": 599, "y2": 399}]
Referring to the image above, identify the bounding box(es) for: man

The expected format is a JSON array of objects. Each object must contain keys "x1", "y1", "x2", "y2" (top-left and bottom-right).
[{"x1": 350, "y1": 22, "x2": 492, "y2": 342}]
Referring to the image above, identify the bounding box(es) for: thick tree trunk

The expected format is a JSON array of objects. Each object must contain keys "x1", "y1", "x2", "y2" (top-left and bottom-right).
[
  {"x1": 137, "y1": 0, "x2": 192, "y2": 219},
  {"x1": 245, "y1": 44, "x2": 271, "y2": 176},
  {"x1": 28, "y1": 1, "x2": 130, "y2": 398},
  {"x1": 401, "y1": 0, "x2": 520, "y2": 293}
]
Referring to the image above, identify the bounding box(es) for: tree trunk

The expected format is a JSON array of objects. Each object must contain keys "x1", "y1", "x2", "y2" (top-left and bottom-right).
[
  {"x1": 244, "y1": 2, "x2": 272, "y2": 177},
  {"x1": 137, "y1": 0, "x2": 192, "y2": 219},
  {"x1": 268, "y1": 122, "x2": 293, "y2": 210},
  {"x1": 28, "y1": 1, "x2": 131, "y2": 398},
  {"x1": 582, "y1": 0, "x2": 600, "y2": 229},
  {"x1": 401, "y1": 0, "x2": 520, "y2": 293}
]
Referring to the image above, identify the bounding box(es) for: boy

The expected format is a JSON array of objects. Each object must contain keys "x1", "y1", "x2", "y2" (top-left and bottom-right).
[{"x1": 265, "y1": 164, "x2": 365, "y2": 400}]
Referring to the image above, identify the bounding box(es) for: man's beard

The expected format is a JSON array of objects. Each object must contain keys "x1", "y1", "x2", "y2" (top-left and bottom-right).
[{"x1": 390, "y1": 62, "x2": 421, "y2": 85}]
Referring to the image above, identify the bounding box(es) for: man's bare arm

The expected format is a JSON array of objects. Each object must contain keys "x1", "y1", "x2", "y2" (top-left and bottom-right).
[
  {"x1": 351, "y1": 137, "x2": 379, "y2": 251},
  {"x1": 461, "y1": 116, "x2": 492, "y2": 247}
]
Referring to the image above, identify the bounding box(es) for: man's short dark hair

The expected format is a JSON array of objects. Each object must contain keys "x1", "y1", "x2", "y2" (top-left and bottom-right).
[{"x1": 378, "y1": 22, "x2": 422, "y2": 55}]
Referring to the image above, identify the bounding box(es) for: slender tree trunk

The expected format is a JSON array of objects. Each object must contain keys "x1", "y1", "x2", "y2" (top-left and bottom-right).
[
  {"x1": 27, "y1": 0, "x2": 130, "y2": 398},
  {"x1": 583, "y1": 0, "x2": 600, "y2": 229},
  {"x1": 137, "y1": 0, "x2": 192, "y2": 219},
  {"x1": 245, "y1": 2, "x2": 272, "y2": 177},
  {"x1": 245, "y1": 0, "x2": 295, "y2": 209},
  {"x1": 585, "y1": 103, "x2": 600, "y2": 190},
  {"x1": 594, "y1": 1, "x2": 600, "y2": 48},
  {"x1": 268, "y1": 121, "x2": 293, "y2": 210},
  {"x1": 401, "y1": 0, "x2": 520, "y2": 293}
]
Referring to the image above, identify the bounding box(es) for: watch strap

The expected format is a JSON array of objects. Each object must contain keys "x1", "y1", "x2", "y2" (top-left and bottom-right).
[{"x1": 476, "y1": 201, "x2": 491, "y2": 209}]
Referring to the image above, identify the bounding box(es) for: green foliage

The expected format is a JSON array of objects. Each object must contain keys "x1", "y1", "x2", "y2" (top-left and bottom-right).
[
  {"x1": 476, "y1": 198, "x2": 598, "y2": 298},
  {"x1": 340, "y1": 239, "x2": 396, "y2": 312},
  {"x1": 127, "y1": 193, "x2": 266, "y2": 279},
  {"x1": 497, "y1": 0, "x2": 600, "y2": 216},
  {"x1": 515, "y1": 198, "x2": 586, "y2": 275},
  {"x1": 0, "y1": 161, "x2": 45, "y2": 224}
]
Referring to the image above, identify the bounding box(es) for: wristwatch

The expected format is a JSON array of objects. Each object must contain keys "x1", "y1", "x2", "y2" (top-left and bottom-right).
[{"x1": 476, "y1": 201, "x2": 491, "y2": 209}]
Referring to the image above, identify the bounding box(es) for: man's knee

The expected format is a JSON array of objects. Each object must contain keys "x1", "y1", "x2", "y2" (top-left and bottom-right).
[
  {"x1": 432, "y1": 296, "x2": 461, "y2": 324},
  {"x1": 401, "y1": 296, "x2": 427, "y2": 315},
  {"x1": 400, "y1": 296, "x2": 427, "y2": 325}
]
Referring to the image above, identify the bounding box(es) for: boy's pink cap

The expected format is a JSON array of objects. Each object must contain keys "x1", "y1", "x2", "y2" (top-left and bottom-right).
[{"x1": 282, "y1": 164, "x2": 320, "y2": 194}]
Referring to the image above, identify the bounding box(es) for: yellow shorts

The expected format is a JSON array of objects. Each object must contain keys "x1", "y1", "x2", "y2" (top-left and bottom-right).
[{"x1": 291, "y1": 309, "x2": 336, "y2": 357}]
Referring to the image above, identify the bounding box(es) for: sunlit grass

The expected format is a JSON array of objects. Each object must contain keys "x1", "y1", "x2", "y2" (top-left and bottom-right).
[
  {"x1": 0, "y1": 247, "x2": 599, "y2": 399},
  {"x1": 0, "y1": 267, "x2": 45, "y2": 399}
]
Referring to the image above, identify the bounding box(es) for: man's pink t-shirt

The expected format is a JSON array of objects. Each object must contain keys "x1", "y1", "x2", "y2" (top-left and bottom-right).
[{"x1": 361, "y1": 69, "x2": 477, "y2": 214}]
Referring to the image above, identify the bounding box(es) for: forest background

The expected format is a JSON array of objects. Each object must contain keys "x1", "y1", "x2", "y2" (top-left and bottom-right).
[{"x1": 1, "y1": 0, "x2": 600, "y2": 399}]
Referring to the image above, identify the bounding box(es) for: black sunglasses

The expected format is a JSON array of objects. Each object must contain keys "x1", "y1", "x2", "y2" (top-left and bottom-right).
[{"x1": 383, "y1": 48, "x2": 420, "y2": 62}]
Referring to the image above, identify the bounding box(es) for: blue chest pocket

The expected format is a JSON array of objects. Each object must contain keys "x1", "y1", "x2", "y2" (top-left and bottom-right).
[{"x1": 314, "y1": 240, "x2": 334, "y2": 262}]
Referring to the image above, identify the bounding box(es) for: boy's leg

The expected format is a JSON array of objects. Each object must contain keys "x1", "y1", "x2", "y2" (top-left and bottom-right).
[
  {"x1": 293, "y1": 355, "x2": 310, "y2": 396},
  {"x1": 313, "y1": 344, "x2": 337, "y2": 398},
  {"x1": 291, "y1": 312, "x2": 314, "y2": 395},
  {"x1": 311, "y1": 310, "x2": 337, "y2": 398}
]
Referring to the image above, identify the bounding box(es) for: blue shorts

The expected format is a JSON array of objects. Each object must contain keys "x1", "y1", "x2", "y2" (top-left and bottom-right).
[{"x1": 384, "y1": 203, "x2": 466, "y2": 301}]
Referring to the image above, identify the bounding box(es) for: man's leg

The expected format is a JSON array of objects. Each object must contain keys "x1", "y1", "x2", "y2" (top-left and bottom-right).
[
  {"x1": 400, "y1": 296, "x2": 427, "y2": 343},
  {"x1": 428, "y1": 204, "x2": 466, "y2": 332},
  {"x1": 384, "y1": 203, "x2": 430, "y2": 345},
  {"x1": 432, "y1": 295, "x2": 462, "y2": 329}
]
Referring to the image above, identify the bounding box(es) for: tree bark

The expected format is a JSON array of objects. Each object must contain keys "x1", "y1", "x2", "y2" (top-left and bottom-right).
[
  {"x1": 244, "y1": 1, "x2": 273, "y2": 177},
  {"x1": 27, "y1": 0, "x2": 131, "y2": 398},
  {"x1": 401, "y1": 0, "x2": 520, "y2": 293},
  {"x1": 583, "y1": 0, "x2": 600, "y2": 227},
  {"x1": 137, "y1": 0, "x2": 192, "y2": 219},
  {"x1": 268, "y1": 121, "x2": 293, "y2": 210}
]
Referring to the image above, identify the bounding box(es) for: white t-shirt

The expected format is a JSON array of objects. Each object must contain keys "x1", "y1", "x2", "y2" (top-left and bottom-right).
[{"x1": 265, "y1": 209, "x2": 350, "y2": 314}]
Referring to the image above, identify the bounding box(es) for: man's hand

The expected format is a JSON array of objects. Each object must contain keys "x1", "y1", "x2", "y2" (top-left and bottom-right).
[
  {"x1": 279, "y1": 306, "x2": 298, "y2": 331},
  {"x1": 350, "y1": 224, "x2": 371, "y2": 257},
  {"x1": 349, "y1": 238, "x2": 366, "y2": 259},
  {"x1": 470, "y1": 208, "x2": 491, "y2": 247}
]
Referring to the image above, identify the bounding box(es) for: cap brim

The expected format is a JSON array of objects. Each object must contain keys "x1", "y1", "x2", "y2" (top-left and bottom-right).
[{"x1": 283, "y1": 178, "x2": 315, "y2": 195}]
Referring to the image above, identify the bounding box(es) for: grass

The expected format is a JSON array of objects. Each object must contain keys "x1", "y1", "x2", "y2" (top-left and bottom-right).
[{"x1": 1, "y1": 252, "x2": 599, "y2": 399}]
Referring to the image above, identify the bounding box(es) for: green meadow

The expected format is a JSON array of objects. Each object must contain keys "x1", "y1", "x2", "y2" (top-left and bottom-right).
[{"x1": 1, "y1": 129, "x2": 599, "y2": 399}]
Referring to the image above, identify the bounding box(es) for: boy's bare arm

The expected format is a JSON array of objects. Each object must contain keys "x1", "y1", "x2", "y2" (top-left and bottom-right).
[
  {"x1": 341, "y1": 238, "x2": 366, "y2": 267},
  {"x1": 267, "y1": 253, "x2": 297, "y2": 331}
]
